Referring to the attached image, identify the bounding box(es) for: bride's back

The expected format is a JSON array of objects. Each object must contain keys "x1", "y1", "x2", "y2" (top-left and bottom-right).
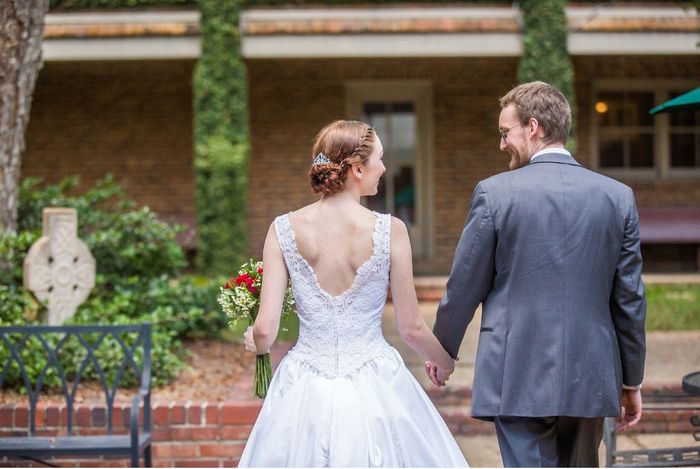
[{"x1": 290, "y1": 203, "x2": 377, "y2": 297}]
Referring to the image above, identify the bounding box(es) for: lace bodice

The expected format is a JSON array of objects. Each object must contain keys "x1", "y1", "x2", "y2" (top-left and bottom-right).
[{"x1": 274, "y1": 212, "x2": 394, "y2": 379}]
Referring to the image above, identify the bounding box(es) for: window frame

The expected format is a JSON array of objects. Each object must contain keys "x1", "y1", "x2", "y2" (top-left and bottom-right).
[
  {"x1": 345, "y1": 80, "x2": 435, "y2": 260},
  {"x1": 591, "y1": 80, "x2": 700, "y2": 180}
]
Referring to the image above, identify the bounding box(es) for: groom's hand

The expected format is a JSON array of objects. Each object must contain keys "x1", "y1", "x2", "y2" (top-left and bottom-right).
[{"x1": 618, "y1": 388, "x2": 643, "y2": 432}]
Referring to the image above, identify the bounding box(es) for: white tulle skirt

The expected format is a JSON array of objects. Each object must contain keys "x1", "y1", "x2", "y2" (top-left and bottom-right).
[{"x1": 238, "y1": 347, "x2": 468, "y2": 467}]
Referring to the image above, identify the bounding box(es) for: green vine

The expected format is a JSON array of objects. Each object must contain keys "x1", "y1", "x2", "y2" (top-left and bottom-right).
[
  {"x1": 517, "y1": 0, "x2": 576, "y2": 151},
  {"x1": 193, "y1": 0, "x2": 248, "y2": 275}
]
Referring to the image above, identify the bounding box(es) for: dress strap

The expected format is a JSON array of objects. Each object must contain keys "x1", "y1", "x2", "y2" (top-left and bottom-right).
[
  {"x1": 374, "y1": 212, "x2": 392, "y2": 262},
  {"x1": 273, "y1": 213, "x2": 295, "y2": 266}
]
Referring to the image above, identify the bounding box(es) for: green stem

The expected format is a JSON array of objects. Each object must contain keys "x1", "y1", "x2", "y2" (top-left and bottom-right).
[{"x1": 254, "y1": 353, "x2": 272, "y2": 399}]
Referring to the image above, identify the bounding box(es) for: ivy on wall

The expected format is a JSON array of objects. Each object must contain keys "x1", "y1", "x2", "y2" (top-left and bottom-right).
[
  {"x1": 49, "y1": 0, "x2": 248, "y2": 275},
  {"x1": 193, "y1": 0, "x2": 248, "y2": 275},
  {"x1": 517, "y1": 0, "x2": 577, "y2": 150}
]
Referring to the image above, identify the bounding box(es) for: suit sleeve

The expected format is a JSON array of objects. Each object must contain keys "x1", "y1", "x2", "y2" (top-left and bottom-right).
[
  {"x1": 610, "y1": 188, "x2": 647, "y2": 388},
  {"x1": 433, "y1": 182, "x2": 496, "y2": 359}
]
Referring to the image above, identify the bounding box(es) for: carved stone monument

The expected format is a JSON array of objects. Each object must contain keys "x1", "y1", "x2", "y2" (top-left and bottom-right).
[{"x1": 24, "y1": 208, "x2": 96, "y2": 325}]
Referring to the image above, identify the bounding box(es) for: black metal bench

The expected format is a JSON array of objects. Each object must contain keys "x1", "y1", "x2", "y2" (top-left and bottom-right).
[
  {"x1": 603, "y1": 395, "x2": 700, "y2": 467},
  {"x1": 0, "y1": 324, "x2": 152, "y2": 467}
]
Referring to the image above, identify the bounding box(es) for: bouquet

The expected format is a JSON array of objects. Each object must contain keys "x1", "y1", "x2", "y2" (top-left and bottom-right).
[{"x1": 218, "y1": 259, "x2": 296, "y2": 398}]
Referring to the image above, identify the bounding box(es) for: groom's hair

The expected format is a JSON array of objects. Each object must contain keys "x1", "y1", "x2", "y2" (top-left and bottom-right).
[{"x1": 499, "y1": 81, "x2": 571, "y2": 145}]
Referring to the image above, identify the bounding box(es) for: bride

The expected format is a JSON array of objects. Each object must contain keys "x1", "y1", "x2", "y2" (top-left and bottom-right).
[{"x1": 239, "y1": 120, "x2": 468, "y2": 467}]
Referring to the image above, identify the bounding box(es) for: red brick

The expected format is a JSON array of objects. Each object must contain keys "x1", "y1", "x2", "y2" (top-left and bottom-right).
[
  {"x1": 187, "y1": 404, "x2": 202, "y2": 425},
  {"x1": 33, "y1": 406, "x2": 45, "y2": 428},
  {"x1": 153, "y1": 443, "x2": 199, "y2": 459},
  {"x1": 171, "y1": 426, "x2": 218, "y2": 441},
  {"x1": 200, "y1": 443, "x2": 246, "y2": 458},
  {"x1": 77, "y1": 460, "x2": 127, "y2": 467},
  {"x1": 0, "y1": 407, "x2": 13, "y2": 427},
  {"x1": 154, "y1": 404, "x2": 169, "y2": 426},
  {"x1": 222, "y1": 460, "x2": 240, "y2": 467},
  {"x1": 667, "y1": 421, "x2": 693, "y2": 432},
  {"x1": 172, "y1": 460, "x2": 221, "y2": 468},
  {"x1": 151, "y1": 427, "x2": 172, "y2": 441},
  {"x1": 204, "y1": 403, "x2": 218, "y2": 426},
  {"x1": 76, "y1": 407, "x2": 92, "y2": 427},
  {"x1": 110, "y1": 406, "x2": 123, "y2": 428},
  {"x1": 218, "y1": 425, "x2": 253, "y2": 440},
  {"x1": 15, "y1": 405, "x2": 29, "y2": 428},
  {"x1": 220, "y1": 403, "x2": 261, "y2": 425},
  {"x1": 92, "y1": 407, "x2": 107, "y2": 427},
  {"x1": 170, "y1": 404, "x2": 186, "y2": 425},
  {"x1": 45, "y1": 406, "x2": 60, "y2": 426}
]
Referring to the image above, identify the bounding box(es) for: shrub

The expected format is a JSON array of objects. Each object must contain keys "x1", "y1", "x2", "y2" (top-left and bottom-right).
[{"x1": 0, "y1": 177, "x2": 225, "y2": 390}]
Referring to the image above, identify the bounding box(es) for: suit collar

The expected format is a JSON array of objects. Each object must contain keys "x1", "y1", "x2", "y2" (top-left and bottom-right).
[{"x1": 528, "y1": 151, "x2": 581, "y2": 167}]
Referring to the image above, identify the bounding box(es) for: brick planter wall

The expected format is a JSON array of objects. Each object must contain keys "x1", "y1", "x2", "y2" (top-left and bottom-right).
[
  {"x1": 1, "y1": 392, "x2": 697, "y2": 467},
  {"x1": 0, "y1": 401, "x2": 261, "y2": 468}
]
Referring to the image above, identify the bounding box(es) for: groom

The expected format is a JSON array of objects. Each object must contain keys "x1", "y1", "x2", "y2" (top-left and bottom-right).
[{"x1": 428, "y1": 81, "x2": 646, "y2": 467}]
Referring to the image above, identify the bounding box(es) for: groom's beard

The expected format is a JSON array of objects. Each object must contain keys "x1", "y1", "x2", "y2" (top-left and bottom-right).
[{"x1": 508, "y1": 150, "x2": 527, "y2": 170}]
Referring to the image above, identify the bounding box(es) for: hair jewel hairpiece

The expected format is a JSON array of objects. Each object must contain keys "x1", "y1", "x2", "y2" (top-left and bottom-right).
[{"x1": 312, "y1": 152, "x2": 332, "y2": 166}]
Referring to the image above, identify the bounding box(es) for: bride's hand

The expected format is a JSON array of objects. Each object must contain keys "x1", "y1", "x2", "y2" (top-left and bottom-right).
[{"x1": 244, "y1": 326, "x2": 257, "y2": 353}]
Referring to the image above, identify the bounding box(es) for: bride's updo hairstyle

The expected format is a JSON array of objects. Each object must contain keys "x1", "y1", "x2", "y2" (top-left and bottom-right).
[{"x1": 309, "y1": 120, "x2": 376, "y2": 195}]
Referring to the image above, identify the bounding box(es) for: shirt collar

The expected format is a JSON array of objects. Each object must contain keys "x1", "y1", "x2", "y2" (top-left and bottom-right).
[{"x1": 530, "y1": 147, "x2": 571, "y2": 162}]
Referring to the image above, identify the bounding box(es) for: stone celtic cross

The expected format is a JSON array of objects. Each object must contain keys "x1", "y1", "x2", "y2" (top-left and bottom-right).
[{"x1": 24, "y1": 208, "x2": 96, "y2": 325}]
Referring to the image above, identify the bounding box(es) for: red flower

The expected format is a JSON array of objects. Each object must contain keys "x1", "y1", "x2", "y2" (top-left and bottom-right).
[
  {"x1": 257, "y1": 267, "x2": 263, "y2": 274},
  {"x1": 225, "y1": 283, "x2": 231, "y2": 289},
  {"x1": 235, "y1": 273, "x2": 254, "y2": 287}
]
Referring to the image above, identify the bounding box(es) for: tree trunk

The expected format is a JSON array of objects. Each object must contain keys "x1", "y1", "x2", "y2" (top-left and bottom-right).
[{"x1": 0, "y1": 0, "x2": 48, "y2": 233}]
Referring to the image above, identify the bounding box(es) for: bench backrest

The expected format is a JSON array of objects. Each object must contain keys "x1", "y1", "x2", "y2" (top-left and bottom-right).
[{"x1": 0, "y1": 323, "x2": 151, "y2": 436}]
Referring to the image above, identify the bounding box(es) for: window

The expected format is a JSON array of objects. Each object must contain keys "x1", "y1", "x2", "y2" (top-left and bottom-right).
[
  {"x1": 596, "y1": 92, "x2": 655, "y2": 169},
  {"x1": 345, "y1": 81, "x2": 433, "y2": 259},
  {"x1": 363, "y1": 102, "x2": 417, "y2": 228},
  {"x1": 669, "y1": 91, "x2": 700, "y2": 169},
  {"x1": 593, "y1": 84, "x2": 700, "y2": 178}
]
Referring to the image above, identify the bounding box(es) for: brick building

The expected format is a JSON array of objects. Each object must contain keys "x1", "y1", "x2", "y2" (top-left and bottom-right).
[
  {"x1": 22, "y1": 5, "x2": 700, "y2": 272},
  {"x1": 240, "y1": 4, "x2": 700, "y2": 273},
  {"x1": 22, "y1": 10, "x2": 200, "y2": 249}
]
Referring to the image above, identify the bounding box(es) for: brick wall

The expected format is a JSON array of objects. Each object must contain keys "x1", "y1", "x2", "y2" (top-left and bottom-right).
[
  {"x1": 21, "y1": 60, "x2": 197, "y2": 237},
  {"x1": 246, "y1": 55, "x2": 700, "y2": 273},
  {"x1": 0, "y1": 401, "x2": 259, "y2": 468},
  {"x1": 1, "y1": 392, "x2": 695, "y2": 467}
]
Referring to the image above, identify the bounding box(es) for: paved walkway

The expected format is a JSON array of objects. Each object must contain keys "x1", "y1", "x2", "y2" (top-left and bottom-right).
[{"x1": 381, "y1": 301, "x2": 700, "y2": 467}]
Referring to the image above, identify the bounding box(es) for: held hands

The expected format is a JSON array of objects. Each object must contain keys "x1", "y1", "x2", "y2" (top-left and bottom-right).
[
  {"x1": 618, "y1": 388, "x2": 643, "y2": 432},
  {"x1": 424, "y1": 360, "x2": 456, "y2": 388}
]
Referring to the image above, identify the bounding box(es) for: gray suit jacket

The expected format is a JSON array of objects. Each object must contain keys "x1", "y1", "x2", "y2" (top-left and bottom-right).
[{"x1": 434, "y1": 152, "x2": 646, "y2": 419}]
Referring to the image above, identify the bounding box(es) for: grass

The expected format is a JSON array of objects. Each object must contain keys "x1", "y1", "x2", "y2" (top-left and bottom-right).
[{"x1": 645, "y1": 284, "x2": 700, "y2": 331}]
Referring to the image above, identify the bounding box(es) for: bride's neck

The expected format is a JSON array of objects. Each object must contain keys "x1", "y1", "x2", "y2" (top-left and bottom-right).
[{"x1": 319, "y1": 186, "x2": 362, "y2": 207}]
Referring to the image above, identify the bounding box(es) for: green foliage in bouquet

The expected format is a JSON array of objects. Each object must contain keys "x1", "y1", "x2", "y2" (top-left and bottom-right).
[
  {"x1": 0, "y1": 176, "x2": 226, "y2": 391},
  {"x1": 218, "y1": 259, "x2": 296, "y2": 398}
]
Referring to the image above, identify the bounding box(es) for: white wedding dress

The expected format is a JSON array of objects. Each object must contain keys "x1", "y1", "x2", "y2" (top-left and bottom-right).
[{"x1": 238, "y1": 212, "x2": 468, "y2": 467}]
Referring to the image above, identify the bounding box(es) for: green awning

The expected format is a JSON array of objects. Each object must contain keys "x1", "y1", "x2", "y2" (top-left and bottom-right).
[{"x1": 649, "y1": 87, "x2": 700, "y2": 115}]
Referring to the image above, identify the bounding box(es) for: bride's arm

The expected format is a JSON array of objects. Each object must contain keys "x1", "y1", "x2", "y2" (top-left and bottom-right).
[
  {"x1": 247, "y1": 223, "x2": 290, "y2": 354},
  {"x1": 389, "y1": 217, "x2": 454, "y2": 373}
]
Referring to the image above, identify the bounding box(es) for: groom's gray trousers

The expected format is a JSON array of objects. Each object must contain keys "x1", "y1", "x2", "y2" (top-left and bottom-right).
[{"x1": 494, "y1": 416, "x2": 604, "y2": 467}]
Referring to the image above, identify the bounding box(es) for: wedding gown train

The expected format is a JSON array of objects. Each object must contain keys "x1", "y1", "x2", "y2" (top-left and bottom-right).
[{"x1": 238, "y1": 212, "x2": 468, "y2": 467}]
